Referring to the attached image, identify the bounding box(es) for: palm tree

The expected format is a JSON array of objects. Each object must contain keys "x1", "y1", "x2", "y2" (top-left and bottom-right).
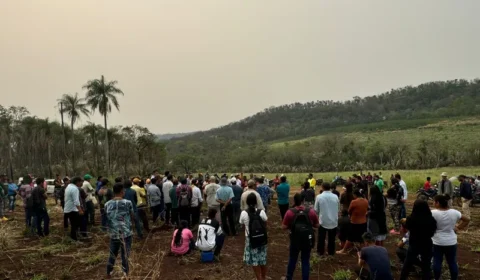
[
  {"x1": 83, "y1": 75, "x2": 124, "y2": 176},
  {"x1": 56, "y1": 98, "x2": 68, "y2": 174},
  {"x1": 58, "y1": 93, "x2": 90, "y2": 175},
  {"x1": 38, "y1": 118, "x2": 53, "y2": 178},
  {"x1": 82, "y1": 122, "x2": 101, "y2": 173}
]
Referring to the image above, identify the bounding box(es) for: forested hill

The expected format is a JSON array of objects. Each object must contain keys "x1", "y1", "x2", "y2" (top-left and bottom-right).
[{"x1": 173, "y1": 79, "x2": 480, "y2": 143}]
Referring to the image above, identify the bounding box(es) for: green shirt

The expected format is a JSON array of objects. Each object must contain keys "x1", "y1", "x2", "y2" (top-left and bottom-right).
[
  {"x1": 375, "y1": 179, "x2": 384, "y2": 192},
  {"x1": 169, "y1": 185, "x2": 178, "y2": 209}
]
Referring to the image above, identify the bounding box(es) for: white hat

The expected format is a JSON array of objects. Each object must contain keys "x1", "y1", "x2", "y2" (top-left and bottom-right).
[
  {"x1": 441, "y1": 172, "x2": 448, "y2": 177},
  {"x1": 230, "y1": 177, "x2": 237, "y2": 183}
]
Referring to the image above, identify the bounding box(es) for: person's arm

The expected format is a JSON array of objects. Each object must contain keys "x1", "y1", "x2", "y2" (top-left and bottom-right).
[
  {"x1": 310, "y1": 209, "x2": 320, "y2": 228},
  {"x1": 40, "y1": 188, "x2": 47, "y2": 200},
  {"x1": 456, "y1": 214, "x2": 470, "y2": 231},
  {"x1": 314, "y1": 196, "x2": 320, "y2": 215},
  {"x1": 73, "y1": 188, "x2": 83, "y2": 214},
  {"x1": 358, "y1": 251, "x2": 365, "y2": 267}
]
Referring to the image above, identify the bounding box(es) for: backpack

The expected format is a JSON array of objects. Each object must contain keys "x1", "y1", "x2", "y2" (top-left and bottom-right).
[
  {"x1": 290, "y1": 207, "x2": 315, "y2": 249},
  {"x1": 248, "y1": 209, "x2": 268, "y2": 249},
  {"x1": 178, "y1": 187, "x2": 191, "y2": 208}
]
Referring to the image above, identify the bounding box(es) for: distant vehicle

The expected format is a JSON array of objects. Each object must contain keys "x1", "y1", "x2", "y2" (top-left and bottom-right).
[
  {"x1": 416, "y1": 187, "x2": 438, "y2": 201},
  {"x1": 332, "y1": 176, "x2": 347, "y2": 188}
]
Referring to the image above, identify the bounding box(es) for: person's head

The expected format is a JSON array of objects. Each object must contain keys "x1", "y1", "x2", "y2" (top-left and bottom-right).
[
  {"x1": 353, "y1": 188, "x2": 363, "y2": 199},
  {"x1": 255, "y1": 177, "x2": 264, "y2": 185},
  {"x1": 208, "y1": 208, "x2": 217, "y2": 219},
  {"x1": 391, "y1": 178, "x2": 399, "y2": 185},
  {"x1": 56, "y1": 174, "x2": 60, "y2": 179},
  {"x1": 35, "y1": 177, "x2": 45, "y2": 186},
  {"x1": 458, "y1": 175, "x2": 466, "y2": 182},
  {"x1": 191, "y1": 178, "x2": 198, "y2": 186},
  {"x1": 280, "y1": 175, "x2": 287, "y2": 183},
  {"x1": 345, "y1": 182, "x2": 353, "y2": 193},
  {"x1": 247, "y1": 179, "x2": 256, "y2": 189},
  {"x1": 369, "y1": 186, "x2": 381, "y2": 198},
  {"x1": 302, "y1": 181, "x2": 310, "y2": 191},
  {"x1": 151, "y1": 177, "x2": 157, "y2": 185},
  {"x1": 219, "y1": 177, "x2": 228, "y2": 186},
  {"x1": 63, "y1": 177, "x2": 70, "y2": 185},
  {"x1": 83, "y1": 174, "x2": 92, "y2": 182},
  {"x1": 411, "y1": 199, "x2": 432, "y2": 218},
  {"x1": 132, "y1": 178, "x2": 141, "y2": 186},
  {"x1": 174, "y1": 220, "x2": 189, "y2": 247},
  {"x1": 180, "y1": 177, "x2": 188, "y2": 185},
  {"x1": 113, "y1": 183, "x2": 125, "y2": 197},
  {"x1": 101, "y1": 178, "x2": 110, "y2": 187},
  {"x1": 308, "y1": 173, "x2": 313, "y2": 179},
  {"x1": 434, "y1": 194, "x2": 450, "y2": 209},
  {"x1": 362, "y1": 232, "x2": 375, "y2": 246},
  {"x1": 114, "y1": 177, "x2": 122, "y2": 183},
  {"x1": 164, "y1": 171, "x2": 170, "y2": 177},
  {"x1": 167, "y1": 174, "x2": 173, "y2": 181},
  {"x1": 230, "y1": 178, "x2": 237, "y2": 185},
  {"x1": 22, "y1": 175, "x2": 32, "y2": 185},
  {"x1": 172, "y1": 178, "x2": 179, "y2": 186},
  {"x1": 441, "y1": 172, "x2": 448, "y2": 180},
  {"x1": 293, "y1": 193, "x2": 302, "y2": 207},
  {"x1": 153, "y1": 170, "x2": 159, "y2": 176},
  {"x1": 97, "y1": 176, "x2": 103, "y2": 182},
  {"x1": 367, "y1": 172, "x2": 371, "y2": 175},
  {"x1": 321, "y1": 182, "x2": 331, "y2": 191},
  {"x1": 124, "y1": 180, "x2": 132, "y2": 189},
  {"x1": 246, "y1": 193, "x2": 257, "y2": 213},
  {"x1": 394, "y1": 173, "x2": 401, "y2": 180},
  {"x1": 249, "y1": 173, "x2": 254, "y2": 179},
  {"x1": 209, "y1": 176, "x2": 216, "y2": 183},
  {"x1": 427, "y1": 177, "x2": 431, "y2": 182},
  {"x1": 373, "y1": 174, "x2": 379, "y2": 180},
  {"x1": 71, "y1": 176, "x2": 83, "y2": 187}
]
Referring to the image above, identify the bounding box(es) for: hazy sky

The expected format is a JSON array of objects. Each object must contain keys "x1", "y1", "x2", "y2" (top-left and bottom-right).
[{"x1": 1, "y1": 1, "x2": 479, "y2": 133}]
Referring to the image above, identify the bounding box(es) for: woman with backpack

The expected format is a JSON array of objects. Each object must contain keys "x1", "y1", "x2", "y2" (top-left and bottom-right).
[
  {"x1": 171, "y1": 220, "x2": 195, "y2": 256},
  {"x1": 300, "y1": 182, "x2": 315, "y2": 208},
  {"x1": 337, "y1": 189, "x2": 368, "y2": 254},
  {"x1": 240, "y1": 193, "x2": 268, "y2": 280},
  {"x1": 368, "y1": 186, "x2": 388, "y2": 246}
]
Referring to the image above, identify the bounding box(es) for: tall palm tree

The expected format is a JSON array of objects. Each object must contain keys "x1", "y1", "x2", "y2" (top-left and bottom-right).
[
  {"x1": 58, "y1": 93, "x2": 90, "y2": 175},
  {"x1": 83, "y1": 75, "x2": 124, "y2": 176},
  {"x1": 82, "y1": 122, "x2": 101, "y2": 173},
  {"x1": 56, "y1": 98, "x2": 68, "y2": 174}
]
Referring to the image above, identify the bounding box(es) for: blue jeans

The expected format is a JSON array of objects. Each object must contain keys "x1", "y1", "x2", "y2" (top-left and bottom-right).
[
  {"x1": 34, "y1": 209, "x2": 50, "y2": 236},
  {"x1": 8, "y1": 195, "x2": 16, "y2": 211},
  {"x1": 107, "y1": 236, "x2": 132, "y2": 275},
  {"x1": 286, "y1": 245, "x2": 311, "y2": 280},
  {"x1": 400, "y1": 203, "x2": 406, "y2": 219},
  {"x1": 433, "y1": 244, "x2": 458, "y2": 280}
]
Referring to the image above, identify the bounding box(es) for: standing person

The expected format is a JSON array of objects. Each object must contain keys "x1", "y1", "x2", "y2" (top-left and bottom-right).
[
  {"x1": 437, "y1": 172, "x2": 453, "y2": 196},
  {"x1": 307, "y1": 174, "x2": 316, "y2": 191},
  {"x1": 162, "y1": 174, "x2": 173, "y2": 226},
  {"x1": 337, "y1": 189, "x2": 368, "y2": 254},
  {"x1": 276, "y1": 175, "x2": 290, "y2": 220},
  {"x1": 230, "y1": 178, "x2": 243, "y2": 229},
  {"x1": 59, "y1": 177, "x2": 70, "y2": 229},
  {"x1": 123, "y1": 180, "x2": 143, "y2": 239},
  {"x1": 337, "y1": 210, "x2": 350, "y2": 250},
  {"x1": 176, "y1": 178, "x2": 193, "y2": 228},
  {"x1": 53, "y1": 174, "x2": 63, "y2": 205},
  {"x1": 98, "y1": 178, "x2": 113, "y2": 231},
  {"x1": 131, "y1": 178, "x2": 149, "y2": 232},
  {"x1": 395, "y1": 174, "x2": 408, "y2": 219},
  {"x1": 31, "y1": 177, "x2": 50, "y2": 236},
  {"x1": 82, "y1": 174, "x2": 96, "y2": 226},
  {"x1": 272, "y1": 175, "x2": 280, "y2": 190},
  {"x1": 7, "y1": 179, "x2": 18, "y2": 213},
  {"x1": 368, "y1": 186, "x2": 388, "y2": 246},
  {"x1": 256, "y1": 177, "x2": 271, "y2": 213},
  {"x1": 216, "y1": 177, "x2": 236, "y2": 236},
  {"x1": 19, "y1": 175, "x2": 34, "y2": 228},
  {"x1": 240, "y1": 193, "x2": 268, "y2": 280},
  {"x1": 169, "y1": 179, "x2": 179, "y2": 227},
  {"x1": 314, "y1": 182, "x2": 339, "y2": 256},
  {"x1": 399, "y1": 199, "x2": 437, "y2": 280},
  {"x1": 374, "y1": 175, "x2": 384, "y2": 193},
  {"x1": 64, "y1": 177, "x2": 84, "y2": 241},
  {"x1": 241, "y1": 180, "x2": 265, "y2": 211},
  {"x1": 357, "y1": 232, "x2": 393, "y2": 280},
  {"x1": 147, "y1": 177, "x2": 163, "y2": 224},
  {"x1": 204, "y1": 176, "x2": 221, "y2": 220},
  {"x1": 105, "y1": 183, "x2": 135, "y2": 279},
  {"x1": 387, "y1": 178, "x2": 404, "y2": 235},
  {"x1": 300, "y1": 182, "x2": 315, "y2": 208},
  {"x1": 196, "y1": 208, "x2": 225, "y2": 261},
  {"x1": 282, "y1": 193, "x2": 319, "y2": 280},
  {"x1": 95, "y1": 176, "x2": 103, "y2": 194},
  {"x1": 340, "y1": 182, "x2": 354, "y2": 212},
  {"x1": 431, "y1": 194, "x2": 470, "y2": 280},
  {"x1": 190, "y1": 179, "x2": 203, "y2": 229},
  {"x1": 458, "y1": 175, "x2": 473, "y2": 219}
]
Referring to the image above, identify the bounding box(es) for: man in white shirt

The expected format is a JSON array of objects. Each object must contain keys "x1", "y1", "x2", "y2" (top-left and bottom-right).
[
  {"x1": 82, "y1": 174, "x2": 96, "y2": 225},
  {"x1": 204, "y1": 176, "x2": 221, "y2": 221},
  {"x1": 314, "y1": 182, "x2": 339, "y2": 256},
  {"x1": 395, "y1": 174, "x2": 408, "y2": 219},
  {"x1": 240, "y1": 180, "x2": 264, "y2": 211},
  {"x1": 162, "y1": 174, "x2": 173, "y2": 226},
  {"x1": 190, "y1": 179, "x2": 204, "y2": 228}
]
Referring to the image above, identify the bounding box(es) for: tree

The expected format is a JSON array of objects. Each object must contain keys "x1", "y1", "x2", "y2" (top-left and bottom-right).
[
  {"x1": 58, "y1": 93, "x2": 90, "y2": 175},
  {"x1": 56, "y1": 98, "x2": 68, "y2": 173},
  {"x1": 83, "y1": 75, "x2": 124, "y2": 177}
]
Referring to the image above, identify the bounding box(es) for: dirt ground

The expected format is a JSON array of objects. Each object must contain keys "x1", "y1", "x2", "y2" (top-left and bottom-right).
[{"x1": 1, "y1": 191, "x2": 480, "y2": 280}]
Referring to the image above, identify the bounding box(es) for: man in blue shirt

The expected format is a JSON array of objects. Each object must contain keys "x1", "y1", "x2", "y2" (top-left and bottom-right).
[
  {"x1": 256, "y1": 177, "x2": 272, "y2": 213},
  {"x1": 230, "y1": 178, "x2": 243, "y2": 229},
  {"x1": 216, "y1": 177, "x2": 236, "y2": 236},
  {"x1": 314, "y1": 182, "x2": 339, "y2": 256},
  {"x1": 276, "y1": 175, "x2": 290, "y2": 219},
  {"x1": 123, "y1": 180, "x2": 143, "y2": 239}
]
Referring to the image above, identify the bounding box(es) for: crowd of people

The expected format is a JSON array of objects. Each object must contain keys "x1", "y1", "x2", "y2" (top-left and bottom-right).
[{"x1": 0, "y1": 170, "x2": 475, "y2": 280}]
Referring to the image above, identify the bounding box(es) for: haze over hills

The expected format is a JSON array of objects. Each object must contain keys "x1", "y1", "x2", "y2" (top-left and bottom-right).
[
  {"x1": 156, "y1": 132, "x2": 194, "y2": 141},
  {"x1": 165, "y1": 79, "x2": 480, "y2": 173}
]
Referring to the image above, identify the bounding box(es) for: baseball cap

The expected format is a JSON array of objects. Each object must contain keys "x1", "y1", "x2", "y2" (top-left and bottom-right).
[{"x1": 83, "y1": 174, "x2": 92, "y2": 180}]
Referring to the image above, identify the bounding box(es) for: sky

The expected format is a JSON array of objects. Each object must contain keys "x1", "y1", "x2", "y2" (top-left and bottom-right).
[{"x1": 1, "y1": 1, "x2": 480, "y2": 134}]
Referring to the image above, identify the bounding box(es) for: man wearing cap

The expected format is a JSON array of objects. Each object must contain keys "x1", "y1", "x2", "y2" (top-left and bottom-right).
[
  {"x1": 438, "y1": 172, "x2": 453, "y2": 197},
  {"x1": 82, "y1": 174, "x2": 96, "y2": 226}
]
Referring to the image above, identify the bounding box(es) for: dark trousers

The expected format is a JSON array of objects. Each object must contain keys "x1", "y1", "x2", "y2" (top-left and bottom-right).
[
  {"x1": 214, "y1": 234, "x2": 225, "y2": 256},
  {"x1": 63, "y1": 213, "x2": 69, "y2": 229},
  {"x1": 100, "y1": 208, "x2": 107, "y2": 230},
  {"x1": 400, "y1": 203, "x2": 406, "y2": 219},
  {"x1": 151, "y1": 204, "x2": 162, "y2": 223},
  {"x1": 34, "y1": 209, "x2": 50, "y2": 237},
  {"x1": 80, "y1": 214, "x2": 88, "y2": 237},
  {"x1": 165, "y1": 203, "x2": 172, "y2": 225},
  {"x1": 107, "y1": 236, "x2": 132, "y2": 275},
  {"x1": 191, "y1": 206, "x2": 201, "y2": 228},
  {"x1": 220, "y1": 204, "x2": 236, "y2": 236},
  {"x1": 85, "y1": 200, "x2": 95, "y2": 225},
  {"x1": 286, "y1": 245, "x2": 311, "y2": 280},
  {"x1": 433, "y1": 244, "x2": 458, "y2": 280},
  {"x1": 317, "y1": 226, "x2": 336, "y2": 256},
  {"x1": 400, "y1": 245, "x2": 431, "y2": 280},
  {"x1": 25, "y1": 207, "x2": 33, "y2": 230},
  {"x1": 133, "y1": 211, "x2": 143, "y2": 238},
  {"x1": 137, "y1": 207, "x2": 150, "y2": 231},
  {"x1": 279, "y1": 203, "x2": 289, "y2": 220},
  {"x1": 178, "y1": 207, "x2": 191, "y2": 227},
  {"x1": 396, "y1": 247, "x2": 407, "y2": 264},
  {"x1": 171, "y1": 208, "x2": 179, "y2": 226},
  {"x1": 65, "y1": 211, "x2": 80, "y2": 240},
  {"x1": 232, "y1": 203, "x2": 241, "y2": 227}
]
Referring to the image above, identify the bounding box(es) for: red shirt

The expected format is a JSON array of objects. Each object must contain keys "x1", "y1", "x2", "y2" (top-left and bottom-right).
[
  {"x1": 424, "y1": 181, "x2": 431, "y2": 190},
  {"x1": 282, "y1": 206, "x2": 319, "y2": 228}
]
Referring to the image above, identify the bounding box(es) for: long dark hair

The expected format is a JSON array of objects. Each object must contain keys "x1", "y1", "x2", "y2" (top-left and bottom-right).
[
  {"x1": 174, "y1": 220, "x2": 188, "y2": 247},
  {"x1": 434, "y1": 194, "x2": 450, "y2": 209},
  {"x1": 246, "y1": 193, "x2": 257, "y2": 215},
  {"x1": 369, "y1": 186, "x2": 384, "y2": 210},
  {"x1": 342, "y1": 183, "x2": 354, "y2": 204},
  {"x1": 408, "y1": 199, "x2": 436, "y2": 235}
]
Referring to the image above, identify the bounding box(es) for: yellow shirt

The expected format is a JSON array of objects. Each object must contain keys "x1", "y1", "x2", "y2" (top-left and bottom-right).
[
  {"x1": 131, "y1": 185, "x2": 146, "y2": 206},
  {"x1": 308, "y1": 178, "x2": 316, "y2": 189}
]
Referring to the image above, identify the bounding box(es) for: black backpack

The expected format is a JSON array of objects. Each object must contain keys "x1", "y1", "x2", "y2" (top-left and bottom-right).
[
  {"x1": 290, "y1": 207, "x2": 315, "y2": 249},
  {"x1": 178, "y1": 187, "x2": 191, "y2": 208},
  {"x1": 248, "y1": 209, "x2": 268, "y2": 249}
]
